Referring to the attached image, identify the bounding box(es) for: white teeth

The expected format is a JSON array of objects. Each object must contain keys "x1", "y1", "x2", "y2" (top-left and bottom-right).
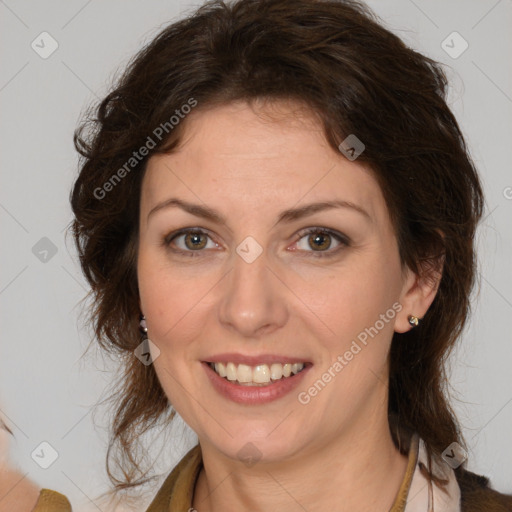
[
  {"x1": 237, "y1": 364, "x2": 252, "y2": 383},
  {"x1": 270, "y1": 363, "x2": 283, "y2": 380},
  {"x1": 226, "y1": 362, "x2": 237, "y2": 381},
  {"x1": 210, "y1": 361, "x2": 305, "y2": 385},
  {"x1": 214, "y1": 362, "x2": 227, "y2": 378},
  {"x1": 253, "y1": 364, "x2": 270, "y2": 383}
]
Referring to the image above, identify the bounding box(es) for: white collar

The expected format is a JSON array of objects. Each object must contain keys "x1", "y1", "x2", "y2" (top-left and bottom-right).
[{"x1": 404, "y1": 438, "x2": 461, "y2": 512}]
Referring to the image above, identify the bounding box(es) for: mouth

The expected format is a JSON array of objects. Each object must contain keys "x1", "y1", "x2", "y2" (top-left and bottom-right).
[
  {"x1": 202, "y1": 359, "x2": 312, "y2": 404},
  {"x1": 206, "y1": 361, "x2": 309, "y2": 386}
]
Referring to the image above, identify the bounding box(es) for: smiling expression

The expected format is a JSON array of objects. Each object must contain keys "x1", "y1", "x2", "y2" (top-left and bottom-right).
[{"x1": 137, "y1": 99, "x2": 418, "y2": 463}]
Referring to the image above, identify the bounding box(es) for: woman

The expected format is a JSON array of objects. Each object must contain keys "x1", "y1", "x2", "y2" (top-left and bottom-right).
[{"x1": 31, "y1": 0, "x2": 512, "y2": 510}]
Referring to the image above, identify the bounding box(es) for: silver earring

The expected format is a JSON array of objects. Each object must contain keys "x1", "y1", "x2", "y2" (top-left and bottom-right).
[
  {"x1": 408, "y1": 315, "x2": 420, "y2": 327},
  {"x1": 140, "y1": 315, "x2": 148, "y2": 333}
]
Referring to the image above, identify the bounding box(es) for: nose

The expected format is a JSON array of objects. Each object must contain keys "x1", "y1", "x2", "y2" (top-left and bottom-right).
[{"x1": 217, "y1": 247, "x2": 289, "y2": 339}]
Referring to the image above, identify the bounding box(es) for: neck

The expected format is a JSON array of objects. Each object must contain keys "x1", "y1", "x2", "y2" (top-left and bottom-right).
[{"x1": 192, "y1": 389, "x2": 409, "y2": 512}]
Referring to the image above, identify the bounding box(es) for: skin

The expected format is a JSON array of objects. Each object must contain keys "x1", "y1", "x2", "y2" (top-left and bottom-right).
[
  {"x1": 137, "y1": 99, "x2": 442, "y2": 512},
  {"x1": 0, "y1": 471, "x2": 40, "y2": 512},
  {"x1": 0, "y1": 426, "x2": 41, "y2": 512}
]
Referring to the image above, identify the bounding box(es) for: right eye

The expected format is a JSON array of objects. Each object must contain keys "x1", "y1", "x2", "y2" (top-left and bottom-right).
[{"x1": 164, "y1": 228, "x2": 220, "y2": 257}]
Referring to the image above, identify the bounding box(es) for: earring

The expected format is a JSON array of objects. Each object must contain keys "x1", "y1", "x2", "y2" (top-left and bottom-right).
[
  {"x1": 408, "y1": 315, "x2": 420, "y2": 327},
  {"x1": 140, "y1": 315, "x2": 148, "y2": 334}
]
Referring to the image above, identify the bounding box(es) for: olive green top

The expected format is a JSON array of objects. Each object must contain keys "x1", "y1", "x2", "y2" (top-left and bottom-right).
[{"x1": 33, "y1": 435, "x2": 424, "y2": 511}]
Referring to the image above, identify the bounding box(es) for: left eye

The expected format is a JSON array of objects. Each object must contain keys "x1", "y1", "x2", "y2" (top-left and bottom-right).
[{"x1": 293, "y1": 228, "x2": 348, "y2": 256}]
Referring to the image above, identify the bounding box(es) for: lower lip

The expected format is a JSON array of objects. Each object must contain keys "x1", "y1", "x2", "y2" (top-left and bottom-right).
[{"x1": 202, "y1": 362, "x2": 312, "y2": 405}]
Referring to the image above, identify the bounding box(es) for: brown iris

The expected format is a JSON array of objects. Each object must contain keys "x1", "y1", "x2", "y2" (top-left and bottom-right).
[
  {"x1": 184, "y1": 231, "x2": 208, "y2": 250},
  {"x1": 308, "y1": 232, "x2": 332, "y2": 251}
]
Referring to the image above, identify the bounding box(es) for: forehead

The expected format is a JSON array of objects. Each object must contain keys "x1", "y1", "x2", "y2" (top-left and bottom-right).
[{"x1": 141, "y1": 101, "x2": 388, "y2": 227}]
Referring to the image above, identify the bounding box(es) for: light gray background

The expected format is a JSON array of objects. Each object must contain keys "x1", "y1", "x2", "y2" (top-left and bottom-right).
[{"x1": 1, "y1": 0, "x2": 511, "y2": 510}]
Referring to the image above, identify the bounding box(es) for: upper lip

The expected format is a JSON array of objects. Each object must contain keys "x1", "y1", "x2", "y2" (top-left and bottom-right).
[{"x1": 203, "y1": 353, "x2": 312, "y2": 366}]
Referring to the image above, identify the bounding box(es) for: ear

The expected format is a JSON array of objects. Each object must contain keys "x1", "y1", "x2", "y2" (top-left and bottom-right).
[{"x1": 394, "y1": 254, "x2": 444, "y2": 333}]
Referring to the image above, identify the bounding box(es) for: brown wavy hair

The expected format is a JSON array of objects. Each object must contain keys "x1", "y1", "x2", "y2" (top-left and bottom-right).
[{"x1": 70, "y1": 0, "x2": 484, "y2": 493}]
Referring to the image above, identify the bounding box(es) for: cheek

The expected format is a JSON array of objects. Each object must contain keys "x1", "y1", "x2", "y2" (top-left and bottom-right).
[
  {"x1": 307, "y1": 271, "x2": 399, "y2": 398},
  {"x1": 305, "y1": 268, "x2": 401, "y2": 391},
  {"x1": 315, "y1": 263, "x2": 398, "y2": 333},
  {"x1": 137, "y1": 251, "x2": 218, "y2": 349}
]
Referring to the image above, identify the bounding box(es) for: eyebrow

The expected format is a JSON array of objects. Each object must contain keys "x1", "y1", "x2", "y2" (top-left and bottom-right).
[{"x1": 147, "y1": 197, "x2": 372, "y2": 225}]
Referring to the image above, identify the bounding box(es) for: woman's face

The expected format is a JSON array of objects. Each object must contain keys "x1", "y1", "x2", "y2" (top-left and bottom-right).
[{"x1": 137, "y1": 100, "x2": 423, "y2": 464}]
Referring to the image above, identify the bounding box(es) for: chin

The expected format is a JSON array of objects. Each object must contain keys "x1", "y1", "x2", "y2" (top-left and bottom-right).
[{"x1": 201, "y1": 428, "x2": 307, "y2": 466}]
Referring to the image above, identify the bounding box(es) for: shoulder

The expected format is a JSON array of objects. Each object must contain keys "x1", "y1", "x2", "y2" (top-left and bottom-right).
[
  {"x1": 31, "y1": 489, "x2": 72, "y2": 512},
  {"x1": 409, "y1": 435, "x2": 512, "y2": 512},
  {"x1": 0, "y1": 466, "x2": 41, "y2": 512},
  {"x1": 456, "y1": 468, "x2": 512, "y2": 512},
  {"x1": 1, "y1": 424, "x2": 70, "y2": 511}
]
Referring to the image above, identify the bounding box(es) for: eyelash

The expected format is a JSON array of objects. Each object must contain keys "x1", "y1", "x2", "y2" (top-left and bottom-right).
[{"x1": 162, "y1": 227, "x2": 349, "y2": 259}]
